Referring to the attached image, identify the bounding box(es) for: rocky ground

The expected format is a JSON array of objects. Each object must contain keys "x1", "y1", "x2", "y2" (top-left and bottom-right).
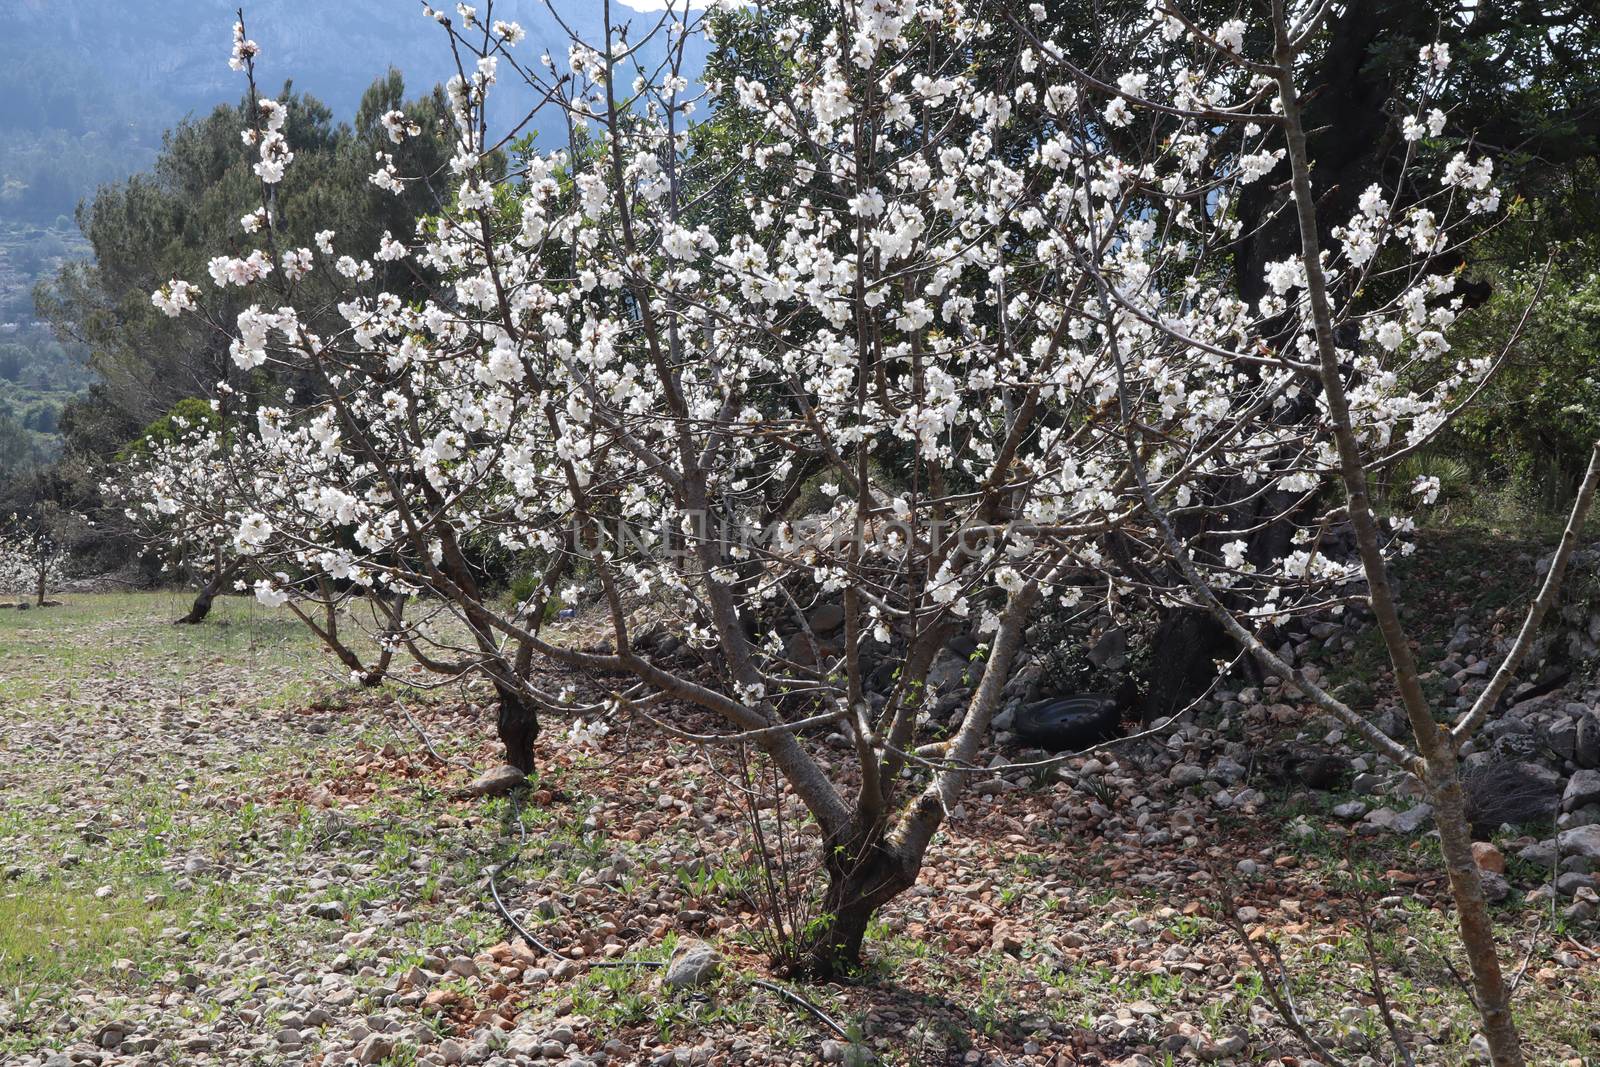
[{"x1": 2, "y1": 552, "x2": 1599, "y2": 1067}]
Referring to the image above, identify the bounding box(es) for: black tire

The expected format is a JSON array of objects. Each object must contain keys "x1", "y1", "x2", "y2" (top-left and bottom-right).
[{"x1": 1014, "y1": 694, "x2": 1122, "y2": 752}]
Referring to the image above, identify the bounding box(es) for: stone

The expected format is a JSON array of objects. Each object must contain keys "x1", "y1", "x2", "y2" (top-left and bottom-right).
[
  {"x1": 1471, "y1": 842, "x2": 1505, "y2": 874},
  {"x1": 1564, "y1": 769, "x2": 1600, "y2": 812},
  {"x1": 1479, "y1": 871, "x2": 1510, "y2": 903},
  {"x1": 662, "y1": 940, "x2": 721, "y2": 990},
  {"x1": 506, "y1": 1031, "x2": 543, "y2": 1056},
  {"x1": 1576, "y1": 713, "x2": 1600, "y2": 769},
  {"x1": 1168, "y1": 764, "x2": 1207, "y2": 788},
  {"x1": 1088, "y1": 626, "x2": 1128, "y2": 670},
  {"x1": 1558, "y1": 824, "x2": 1600, "y2": 861},
  {"x1": 807, "y1": 603, "x2": 846, "y2": 634},
  {"x1": 1213, "y1": 757, "x2": 1247, "y2": 783},
  {"x1": 93, "y1": 1022, "x2": 129, "y2": 1048},
  {"x1": 1365, "y1": 804, "x2": 1433, "y2": 834},
  {"x1": 308, "y1": 901, "x2": 344, "y2": 921},
  {"x1": 1198, "y1": 1033, "x2": 1248, "y2": 1061},
  {"x1": 1351, "y1": 772, "x2": 1385, "y2": 795},
  {"x1": 462, "y1": 764, "x2": 527, "y2": 798},
  {"x1": 926, "y1": 649, "x2": 968, "y2": 691},
  {"x1": 356, "y1": 1034, "x2": 396, "y2": 1065},
  {"x1": 1556, "y1": 871, "x2": 1595, "y2": 896},
  {"x1": 1332, "y1": 801, "x2": 1367, "y2": 821},
  {"x1": 1547, "y1": 717, "x2": 1579, "y2": 762},
  {"x1": 821, "y1": 1040, "x2": 875, "y2": 1064},
  {"x1": 421, "y1": 989, "x2": 457, "y2": 1015}
]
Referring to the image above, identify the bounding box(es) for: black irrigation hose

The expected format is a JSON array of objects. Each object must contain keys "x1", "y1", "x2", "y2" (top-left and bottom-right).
[{"x1": 485, "y1": 793, "x2": 850, "y2": 1041}]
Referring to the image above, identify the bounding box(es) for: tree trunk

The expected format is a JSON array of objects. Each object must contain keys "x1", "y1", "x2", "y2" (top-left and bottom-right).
[
  {"x1": 792, "y1": 836, "x2": 918, "y2": 981},
  {"x1": 1139, "y1": 607, "x2": 1229, "y2": 725},
  {"x1": 495, "y1": 684, "x2": 540, "y2": 773},
  {"x1": 1430, "y1": 769, "x2": 1525, "y2": 1066},
  {"x1": 175, "y1": 561, "x2": 235, "y2": 625},
  {"x1": 1269, "y1": 12, "x2": 1526, "y2": 1061}
]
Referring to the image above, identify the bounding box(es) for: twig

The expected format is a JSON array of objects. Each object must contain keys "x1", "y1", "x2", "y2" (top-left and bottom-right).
[
  {"x1": 484, "y1": 786, "x2": 849, "y2": 1041},
  {"x1": 1345, "y1": 839, "x2": 1418, "y2": 1067},
  {"x1": 389, "y1": 692, "x2": 468, "y2": 767},
  {"x1": 1218, "y1": 886, "x2": 1350, "y2": 1067}
]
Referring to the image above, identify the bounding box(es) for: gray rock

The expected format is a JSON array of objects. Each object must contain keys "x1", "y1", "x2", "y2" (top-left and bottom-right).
[
  {"x1": 1479, "y1": 871, "x2": 1510, "y2": 903},
  {"x1": 926, "y1": 649, "x2": 968, "y2": 691},
  {"x1": 1088, "y1": 626, "x2": 1128, "y2": 670},
  {"x1": 1169, "y1": 764, "x2": 1207, "y2": 788},
  {"x1": 663, "y1": 940, "x2": 721, "y2": 990},
  {"x1": 307, "y1": 900, "x2": 344, "y2": 921},
  {"x1": 1332, "y1": 801, "x2": 1368, "y2": 821},
  {"x1": 1564, "y1": 769, "x2": 1600, "y2": 812},
  {"x1": 1376, "y1": 710, "x2": 1408, "y2": 740},
  {"x1": 462, "y1": 764, "x2": 527, "y2": 798},
  {"x1": 821, "y1": 1039, "x2": 875, "y2": 1065},
  {"x1": 808, "y1": 603, "x2": 846, "y2": 634},
  {"x1": 1556, "y1": 871, "x2": 1596, "y2": 896},
  {"x1": 505, "y1": 1031, "x2": 542, "y2": 1057},
  {"x1": 1365, "y1": 804, "x2": 1433, "y2": 834},
  {"x1": 1557, "y1": 824, "x2": 1600, "y2": 861},
  {"x1": 1213, "y1": 758, "x2": 1247, "y2": 783},
  {"x1": 1520, "y1": 839, "x2": 1559, "y2": 867},
  {"x1": 1576, "y1": 713, "x2": 1600, "y2": 769},
  {"x1": 356, "y1": 1034, "x2": 396, "y2": 1065},
  {"x1": 1351, "y1": 772, "x2": 1385, "y2": 795},
  {"x1": 1565, "y1": 804, "x2": 1600, "y2": 831},
  {"x1": 1547, "y1": 717, "x2": 1579, "y2": 762},
  {"x1": 93, "y1": 1021, "x2": 129, "y2": 1048},
  {"x1": 1198, "y1": 1033, "x2": 1248, "y2": 1061}
]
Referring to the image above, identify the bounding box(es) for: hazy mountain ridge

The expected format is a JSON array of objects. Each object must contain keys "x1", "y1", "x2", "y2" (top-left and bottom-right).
[
  {"x1": 0, "y1": 0, "x2": 708, "y2": 457},
  {"x1": 0, "y1": 0, "x2": 709, "y2": 226}
]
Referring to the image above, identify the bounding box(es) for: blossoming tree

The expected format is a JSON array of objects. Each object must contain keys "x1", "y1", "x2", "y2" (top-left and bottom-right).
[
  {"x1": 119, "y1": 4, "x2": 1584, "y2": 1038},
  {"x1": 0, "y1": 506, "x2": 71, "y2": 607},
  {"x1": 1038, "y1": 5, "x2": 1596, "y2": 1064}
]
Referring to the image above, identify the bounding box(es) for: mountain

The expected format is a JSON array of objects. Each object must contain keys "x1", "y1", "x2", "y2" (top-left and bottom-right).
[
  {"x1": 0, "y1": 0, "x2": 710, "y2": 227},
  {"x1": 0, "y1": 0, "x2": 712, "y2": 459}
]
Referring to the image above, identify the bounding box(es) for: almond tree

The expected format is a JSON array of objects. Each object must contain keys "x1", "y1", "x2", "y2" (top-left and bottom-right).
[
  {"x1": 1052, "y1": 5, "x2": 1597, "y2": 1063},
  {"x1": 0, "y1": 507, "x2": 70, "y2": 607},
  {"x1": 108, "y1": 401, "x2": 243, "y2": 624},
  {"x1": 119, "y1": 0, "x2": 1566, "y2": 999}
]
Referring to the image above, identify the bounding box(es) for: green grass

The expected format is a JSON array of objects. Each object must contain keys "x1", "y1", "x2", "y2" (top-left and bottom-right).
[
  {"x1": 2, "y1": 591, "x2": 1598, "y2": 1064},
  {"x1": 0, "y1": 879, "x2": 175, "y2": 1032}
]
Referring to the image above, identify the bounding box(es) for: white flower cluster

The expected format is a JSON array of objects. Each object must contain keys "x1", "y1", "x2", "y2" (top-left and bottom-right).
[{"x1": 119, "y1": 0, "x2": 1500, "y2": 764}]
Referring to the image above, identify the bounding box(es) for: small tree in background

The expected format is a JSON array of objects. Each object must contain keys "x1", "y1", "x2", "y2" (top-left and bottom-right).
[{"x1": 0, "y1": 505, "x2": 72, "y2": 606}]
